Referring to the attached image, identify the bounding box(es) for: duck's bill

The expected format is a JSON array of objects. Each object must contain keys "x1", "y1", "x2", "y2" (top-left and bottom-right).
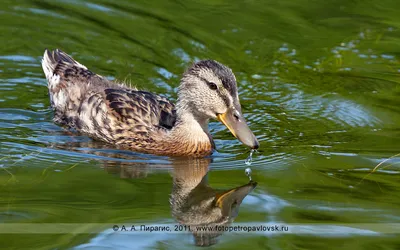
[
  {"x1": 215, "y1": 181, "x2": 257, "y2": 217},
  {"x1": 217, "y1": 109, "x2": 259, "y2": 149}
]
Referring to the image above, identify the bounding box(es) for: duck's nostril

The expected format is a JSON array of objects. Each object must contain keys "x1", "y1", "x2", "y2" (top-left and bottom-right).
[{"x1": 233, "y1": 111, "x2": 240, "y2": 121}]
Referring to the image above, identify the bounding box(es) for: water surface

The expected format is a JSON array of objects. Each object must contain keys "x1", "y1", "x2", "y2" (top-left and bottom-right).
[{"x1": 1, "y1": 0, "x2": 400, "y2": 249}]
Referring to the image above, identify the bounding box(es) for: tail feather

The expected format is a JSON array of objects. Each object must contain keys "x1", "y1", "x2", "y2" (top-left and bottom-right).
[
  {"x1": 41, "y1": 49, "x2": 93, "y2": 114},
  {"x1": 41, "y1": 49, "x2": 56, "y2": 80},
  {"x1": 41, "y1": 49, "x2": 87, "y2": 80}
]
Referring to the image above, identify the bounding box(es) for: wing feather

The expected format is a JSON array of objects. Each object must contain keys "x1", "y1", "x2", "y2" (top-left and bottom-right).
[{"x1": 104, "y1": 88, "x2": 176, "y2": 135}]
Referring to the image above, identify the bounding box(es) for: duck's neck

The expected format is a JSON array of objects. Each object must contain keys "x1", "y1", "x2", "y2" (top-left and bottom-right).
[
  {"x1": 176, "y1": 110, "x2": 209, "y2": 135},
  {"x1": 167, "y1": 106, "x2": 214, "y2": 156},
  {"x1": 172, "y1": 159, "x2": 210, "y2": 197}
]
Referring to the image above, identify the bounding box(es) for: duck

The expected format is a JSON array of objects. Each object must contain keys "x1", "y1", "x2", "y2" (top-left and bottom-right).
[
  {"x1": 170, "y1": 158, "x2": 257, "y2": 246},
  {"x1": 41, "y1": 49, "x2": 259, "y2": 157}
]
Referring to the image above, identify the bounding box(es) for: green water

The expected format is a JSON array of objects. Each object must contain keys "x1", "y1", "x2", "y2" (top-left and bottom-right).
[{"x1": 1, "y1": 0, "x2": 400, "y2": 249}]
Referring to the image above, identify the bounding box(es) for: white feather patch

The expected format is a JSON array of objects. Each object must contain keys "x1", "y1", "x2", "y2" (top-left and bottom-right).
[
  {"x1": 72, "y1": 60, "x2": 87, "y2": 70},
  {"x1": 48, "y1": 74, "x2": 60, "y2": 90},
  {"x1": 53, "y1": 91, "x2": 66, "y2": 108}
]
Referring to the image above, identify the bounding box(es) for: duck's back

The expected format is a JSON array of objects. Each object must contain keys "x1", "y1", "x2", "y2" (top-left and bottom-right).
[{"x1": 41, "y1": 49, "x2": 176, "y2": 148}]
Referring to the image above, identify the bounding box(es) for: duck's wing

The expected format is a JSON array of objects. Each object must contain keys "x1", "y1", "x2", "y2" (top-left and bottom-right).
[{"x1": 105, "y1": 88, "x2": 176, "y2": 132}]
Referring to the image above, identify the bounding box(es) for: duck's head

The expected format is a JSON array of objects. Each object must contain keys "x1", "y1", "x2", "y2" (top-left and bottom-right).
[{"x1": 177, "y1": 60, "x2": 259, "y2": 149}]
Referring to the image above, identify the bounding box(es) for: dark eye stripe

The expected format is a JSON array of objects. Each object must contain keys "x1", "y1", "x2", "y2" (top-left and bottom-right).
[
  {"x1": 200, "y1": 77, "x2": 230, "y2": 107},
  {"x1": 200, "y1": 77, "x2": 217, "y2": 90},
  {"x1": 216, "y1": 89, "x2": 230, "y2": 107}
]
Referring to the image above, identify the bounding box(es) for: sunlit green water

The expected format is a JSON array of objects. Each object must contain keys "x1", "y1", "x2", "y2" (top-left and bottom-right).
[{"x1": 1, "y1": 0, "x2": 400, "y2": 249}]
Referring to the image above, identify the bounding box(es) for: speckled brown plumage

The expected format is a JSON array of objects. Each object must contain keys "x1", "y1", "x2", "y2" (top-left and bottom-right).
[{"x1": 42, "y1": 49, "x2": 215, "y2": 157}]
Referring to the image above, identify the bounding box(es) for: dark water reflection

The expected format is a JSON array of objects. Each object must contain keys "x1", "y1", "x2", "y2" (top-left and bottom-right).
[
  {"x1": 1, "y1": 0, "x2": 400, "y2": 249},
  {"x1": 102, "y1": 157, "x2": 257, "y2": 247},
  {"x1": 65, "y1": 153, "x2": 257, "y2": 246}
]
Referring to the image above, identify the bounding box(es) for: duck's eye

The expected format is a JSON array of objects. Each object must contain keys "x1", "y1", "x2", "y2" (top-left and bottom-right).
[{"x1": 207, "y1": 82, "x2": 218, "y2": 90}]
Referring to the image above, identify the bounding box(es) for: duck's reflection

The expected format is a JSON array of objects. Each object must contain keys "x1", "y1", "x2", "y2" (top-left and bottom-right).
[
  {"x1": 171, "y1": 158, "x2": 257, "y2": 246},
  {"x1": 101, "y1": 156, "x2": 256, "y2": 246},
  {"x1": 54, "y1": 140, "x2": 256, "y2": 246}
]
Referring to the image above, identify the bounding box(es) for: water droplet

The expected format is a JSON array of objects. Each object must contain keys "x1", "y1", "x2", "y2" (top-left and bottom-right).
[
  {"x1": 245, "y1": 167, "x2": 252, "y2": 181},
  {"x1": 245, "y1": 149, "x2": 255, "y2": 166}
]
